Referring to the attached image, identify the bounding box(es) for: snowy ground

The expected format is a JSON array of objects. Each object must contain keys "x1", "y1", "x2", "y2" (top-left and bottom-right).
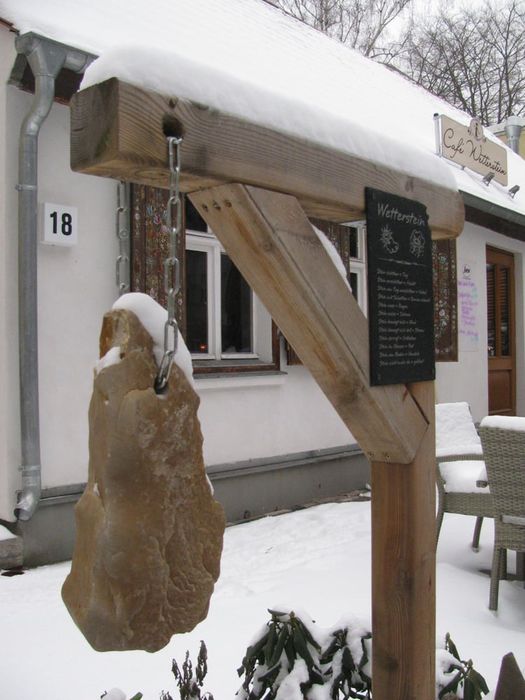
[{"x1": 1, "y1": 500, "x2": 524, "y2": 699}]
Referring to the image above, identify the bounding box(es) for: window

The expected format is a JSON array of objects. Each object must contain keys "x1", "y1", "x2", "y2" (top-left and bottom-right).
[
  {"x1": 185, "y1": 232, "x2": 256, "y2": 360},
  {"x1": 345, "y1": 222, "x2": 367, "y2": 315},
  {"x1": 285, "y1": 219, "x2": 367, "y2": 365},
  {"x1": 310, "y1": 218, "x2": 367, "y2": 313},
  {"x1": 184, "y1": 200, "x2": 277, "y2": 371},
  {"x1": 130, "y1": 186, "x2": 279, "y2": 374}
]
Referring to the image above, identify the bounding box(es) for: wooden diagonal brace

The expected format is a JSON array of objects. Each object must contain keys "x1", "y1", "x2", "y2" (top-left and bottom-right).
[{"x1": 190, "y1": 184, "x2": 428, "y2": 464}]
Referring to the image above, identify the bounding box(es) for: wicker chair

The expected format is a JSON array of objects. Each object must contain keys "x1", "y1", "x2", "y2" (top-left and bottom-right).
[
  {"x1": 479, "y1": 417, "x2": 525, "y2": 611},
  {"x1": 436, "y1": 403, "x2": 493, "y2": 548}
]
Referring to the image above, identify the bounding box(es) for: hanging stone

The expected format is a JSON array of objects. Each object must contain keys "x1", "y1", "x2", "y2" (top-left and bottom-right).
[{"x1": 62, "y1": 308, "x2": 225, "y2": 652}]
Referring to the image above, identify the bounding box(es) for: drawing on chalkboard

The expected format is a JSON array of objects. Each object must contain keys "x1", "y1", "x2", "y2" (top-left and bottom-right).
[
  {"x1": 379, "y1": 225, "x2": 399, "y2": 255},
  {"x1": 409, "y1": 229, "x2": 426, "y2": 259}
]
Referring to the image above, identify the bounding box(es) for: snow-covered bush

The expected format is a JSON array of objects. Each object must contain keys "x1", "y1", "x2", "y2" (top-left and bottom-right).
[
  {"x1": 102, "y1": 614, "x2": 489, "y2": 700},
  {"x1": 437, "y1": 634, "x2": 489, "y2": 700},
  {"x1": 235, "y1": 609, "x2": 489, "y2": 700}
]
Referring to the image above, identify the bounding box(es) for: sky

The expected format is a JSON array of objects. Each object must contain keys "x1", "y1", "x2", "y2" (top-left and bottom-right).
[{"x1": 1, "y1": 499, "x2": 524, "y2": 699}]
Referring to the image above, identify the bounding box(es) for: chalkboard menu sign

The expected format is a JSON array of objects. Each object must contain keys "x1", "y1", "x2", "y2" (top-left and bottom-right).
[{"x1": 366, "y1": 188, "x2": 435, "y2": 386}]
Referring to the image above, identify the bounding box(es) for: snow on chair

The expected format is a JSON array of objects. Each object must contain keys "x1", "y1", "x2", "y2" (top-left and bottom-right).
[
  {"x1": 479, "y1": 416, "x2": 525, "y2": 611},
  {"x1": 436, "y1": 402, "x2": 493, "y2": 548}
]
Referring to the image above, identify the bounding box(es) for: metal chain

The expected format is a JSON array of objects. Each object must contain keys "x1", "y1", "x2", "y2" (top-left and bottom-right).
[
  {"x1": 155, "y1": 136, "x2": 183, "y2": 393},
  {"x1": 116, "y1": 181, "x2": 130, "y2": 295}
]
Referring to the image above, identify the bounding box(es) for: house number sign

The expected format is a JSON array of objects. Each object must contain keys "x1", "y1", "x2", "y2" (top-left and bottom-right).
[
  {"x1": 41, "y1": 203, "x2": 78, "y2": 246},
  {"x1": 366, "y1": 188, "x2": 435, "y2": 386}
]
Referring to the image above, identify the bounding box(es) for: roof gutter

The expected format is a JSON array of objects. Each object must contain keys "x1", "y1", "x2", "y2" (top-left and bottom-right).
[
  {"x1": 462, "y1": 190, "x2": 525, "y2": 242},
  {"x1": 15, "y1": 33, "x2": 94, "y2": 521}
]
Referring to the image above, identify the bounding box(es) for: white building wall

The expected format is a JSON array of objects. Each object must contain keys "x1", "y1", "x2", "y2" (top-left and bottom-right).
[
  {"x1": 197, "y1": 365, "x2": 352, "y2": 466},
  {"x1": 2, "y1": 27, "x2": 525, "y2": 522},
  {"x1": 0, "y1": 29, "x2": 353, "y2": 521},
  {"x1": 436, "y1": 222, "x2": 525, "y2": 422},
  {"x1": 34, "y1": 104, "x2": 119, "y2": 490}
]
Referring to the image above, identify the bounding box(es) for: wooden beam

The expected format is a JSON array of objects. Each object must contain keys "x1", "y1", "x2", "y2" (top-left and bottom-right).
[
  {"x1": 371, "y1": 381, "x2": 435, "y2": 699},
  {"x1": 189, "y1": 184, "x2": 428, "y2": 464},
  {"x1": 70, "y1": 78, "x2": 464, "y2": 239}
]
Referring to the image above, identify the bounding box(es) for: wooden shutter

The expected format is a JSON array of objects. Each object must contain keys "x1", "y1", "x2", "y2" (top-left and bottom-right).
[
  {"x1": 486, "y1": 246, "x2": 516, "y2": 415},
  {"x1": 130, "y1": 184, "x2": 186, "y2": 335},
  {"x1": 487, "y1": 262, "x2": 496, "y2": 355},
  {"x1": 432, "y1": 239, "x2": 458, "y2": 362}
]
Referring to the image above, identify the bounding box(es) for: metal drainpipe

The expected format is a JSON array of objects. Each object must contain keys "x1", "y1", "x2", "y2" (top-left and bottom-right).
[
  {"x1": 15, "y1": 33, "x2": 94, "y2": 520},
  {"x1": 504, "y1": 115, "x2": 523, "y2": 154}
]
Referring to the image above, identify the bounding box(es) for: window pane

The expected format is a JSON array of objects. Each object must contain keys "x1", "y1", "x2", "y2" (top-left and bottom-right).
[
  {"x1": 186, "y1": 250, "x2": 209, "y2": 353},
  {"x1": 350, "y1": 272, "x2": 359, "y2": 301},
  {"x1": 185, "y1": 198, "x2": 208, "y2": 232},
  {"x1": 348, "y1": 226, "x2": 359, "y2": 259},
  {"x1": 221, "y1": 254, "x2": 252, "y2": 353}
]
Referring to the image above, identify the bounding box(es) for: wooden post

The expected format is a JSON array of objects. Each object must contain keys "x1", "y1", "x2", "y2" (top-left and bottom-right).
[
  {"x1": 371, "y1": 382, "x2": 435, "y2": 700},
  {"x1": 189, "y1": 184, "x2": 436, "y2": 700},
  {"x1": 67, "y1": 81, "x2": 456, "y2": 698}
]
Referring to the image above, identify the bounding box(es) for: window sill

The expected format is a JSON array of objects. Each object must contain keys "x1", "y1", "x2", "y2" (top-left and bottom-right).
[
  {"x1": 193, "y1": 359, "x2": 279, "y2": 374},
  {"x1": 195, "y1": 370, "x2": 287, "y2": 391}
]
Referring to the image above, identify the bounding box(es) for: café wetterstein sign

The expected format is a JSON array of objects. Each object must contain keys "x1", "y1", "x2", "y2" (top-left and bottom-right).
[{"x1": 436, "y1": 114, "x2": 508, "y2": 185}]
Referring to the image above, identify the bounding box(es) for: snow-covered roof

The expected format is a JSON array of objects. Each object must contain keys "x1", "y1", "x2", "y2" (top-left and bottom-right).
[{"x1": 3, "y1": 0, "x2": 525, "y2": 219}]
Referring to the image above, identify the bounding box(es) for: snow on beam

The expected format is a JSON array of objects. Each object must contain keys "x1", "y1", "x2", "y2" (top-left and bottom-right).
[
  {"x1": 70, "y1": 79, "x2": 464, "y2": 239},
  {"x1": 190, "y1": 184, "x2": 428, "y2": 464}
]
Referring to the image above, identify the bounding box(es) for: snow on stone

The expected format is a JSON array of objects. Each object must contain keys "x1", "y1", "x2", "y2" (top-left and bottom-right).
[
  {"x1": 481, "y1": 415, "x2": 525, "y2": 432},
  {"x1": 95, "y1": 345, "x2": 121, "y2": 375},
  {"x1": 112, "y1": 292, "x2": 194, "y2": 387},
  {"x1": 0, "y1": 524, "x2": 15, "y2": 541}
]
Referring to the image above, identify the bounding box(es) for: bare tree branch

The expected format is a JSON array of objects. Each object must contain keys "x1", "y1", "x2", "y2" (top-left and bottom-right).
[
  {"x1": 397, "y1": 0, "x2": 525, "y2": 124},
  {"x1": 273, "y1": 0, "x2": 525, "y2": 126},
  {"x1": 274, "y1": 0, "x2": 413, "y2": 59}
]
